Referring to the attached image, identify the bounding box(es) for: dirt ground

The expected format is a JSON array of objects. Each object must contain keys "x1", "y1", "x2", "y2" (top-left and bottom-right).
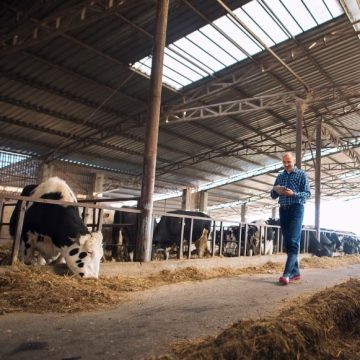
[{"x1": 1, "y1": 262, "x2": 360, "y2": 360}]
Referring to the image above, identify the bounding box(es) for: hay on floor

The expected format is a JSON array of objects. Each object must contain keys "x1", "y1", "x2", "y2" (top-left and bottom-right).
[
  {"x1": 1, "y1": 255, "x2": 360, "y2": 314},
  {"x1": 156, "y1": 278, "x2": 360, "y2": 360}
]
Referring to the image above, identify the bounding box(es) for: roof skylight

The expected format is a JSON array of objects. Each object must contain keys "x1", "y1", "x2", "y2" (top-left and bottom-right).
[{"x1": 131, "y1": 0, "x2": 343, "y2": 90}]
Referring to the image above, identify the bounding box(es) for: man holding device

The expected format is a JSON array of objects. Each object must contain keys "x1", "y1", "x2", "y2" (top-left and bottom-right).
[{"x1": 271, "y1": 152, "x2": 311, "y2": 285}]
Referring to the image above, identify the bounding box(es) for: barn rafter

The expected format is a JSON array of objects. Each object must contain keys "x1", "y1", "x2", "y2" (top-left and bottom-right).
[{"x1": 0, "y1": 0, "x2": 359, "y2": 221}]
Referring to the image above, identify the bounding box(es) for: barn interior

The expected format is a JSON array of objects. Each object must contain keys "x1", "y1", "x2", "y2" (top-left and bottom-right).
[{"x1": 0, "y1": 0, "x2": 359, "y2": 226}]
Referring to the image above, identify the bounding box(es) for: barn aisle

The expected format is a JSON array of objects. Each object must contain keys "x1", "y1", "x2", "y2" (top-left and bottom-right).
[{"x1": 1, "y1": 264, "x2": 360, "y2": 360}]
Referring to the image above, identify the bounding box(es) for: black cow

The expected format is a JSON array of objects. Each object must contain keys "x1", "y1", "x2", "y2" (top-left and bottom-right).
[
  {"x1": 100, "y1": 208, "x2": 157, "y2": 262},
  {"x1": 324, "y1": 231, "x2": 342, "y2": 251},
  {"x1": 219, "y1": 221, "x2": 275, "y2": 257},
  {"x1": 301, "y1": 230, "x2": 338, "y2": 257},
  {"x1": 111, "y1": 209, "x2": 139, "y2": 261},
  {"x1": 251, "y1": 220, "x2": 275, "y2": 255},
  {"x1": 342, "y1": 235, "x2": 360, "y2": 254},
  {"x1": 9, "y1": 177, "x2": 103, "y2": 278},
  {"x1": 152, "y1": 210, "x2": 212, "y2": 259},
  {"x1": 216, "y1": 225, "x2": 240, "y2": 256}
]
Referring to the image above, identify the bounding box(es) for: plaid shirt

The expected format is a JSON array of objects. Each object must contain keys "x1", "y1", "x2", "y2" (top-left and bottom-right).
[{"x1": 271, "y1": 166, "x2": 311, "y2": 206}]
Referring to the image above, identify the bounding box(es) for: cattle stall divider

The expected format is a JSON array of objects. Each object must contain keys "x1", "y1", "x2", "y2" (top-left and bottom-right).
[
  {"x1": 1, "y1": 193, "x2": 360, "y2": 264},
  {"x1": 0, "y1": 192, "x2": 143, "y2": 264},
  {"x1": 179, "y1": 217, "x2": 185, "y2": 259}
]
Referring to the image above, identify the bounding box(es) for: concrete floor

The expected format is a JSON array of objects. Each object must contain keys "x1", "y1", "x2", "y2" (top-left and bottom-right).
[{"x1": 1, "y1": 259, "x2": 360, "y2": 360}]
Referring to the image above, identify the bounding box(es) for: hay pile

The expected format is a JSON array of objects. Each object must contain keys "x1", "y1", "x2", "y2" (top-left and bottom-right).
[
  {"x1": 0, "y1": 245, "x2": 11, "y2": 266},
  {"x1": 156, "y1": 279, "x2": 360, "y2": 360},
  {"x1": 301, "y1": 255, "x2": 360, "y2": 268},
  {"x1": 1, "y1": 255, "x2": 360, "y2": 314}
]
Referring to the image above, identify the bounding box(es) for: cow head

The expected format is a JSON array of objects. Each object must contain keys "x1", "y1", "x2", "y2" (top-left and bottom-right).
[{"x1": 64, "y1": 231, "x2": 104, "y2": 278}]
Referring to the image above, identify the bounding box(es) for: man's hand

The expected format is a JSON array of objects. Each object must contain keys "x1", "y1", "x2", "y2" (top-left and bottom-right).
[{"x1": 278, "y1": 188, "x2": 294, "y2": 197}]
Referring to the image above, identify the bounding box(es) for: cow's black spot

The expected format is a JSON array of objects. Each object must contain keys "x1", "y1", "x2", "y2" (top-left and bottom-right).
[
  {"x1": 25, "y1": 243, "x2": 31, "y2": 249},
  {"x1": 41, "y1": 192, "x2": 62, "y2": 200},
  {"x1": 79, "y1": 252, "x2": 87, "y2": 259},
  {"x1": 69, "y1": 248, "x2": 79, "y2": 256},
  {"x1": 77, "y1": 262, "x2": 84, "y2": 268},
  {"x1": 79, "y1": 272, "x2": 84, "y2": 277},
  {"x1": 76, "y1": 259, "x2": 82, "y2": 264}
]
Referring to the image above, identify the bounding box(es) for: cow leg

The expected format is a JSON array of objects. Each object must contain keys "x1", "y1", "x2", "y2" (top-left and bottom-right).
[{"x1": 22, "y1": 231, "x2": 37, "y2": 265}]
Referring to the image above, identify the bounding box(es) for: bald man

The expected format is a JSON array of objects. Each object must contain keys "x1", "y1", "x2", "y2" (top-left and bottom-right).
[{"x1": 271, "y1": 152, "x2": 311, "y2": 285}]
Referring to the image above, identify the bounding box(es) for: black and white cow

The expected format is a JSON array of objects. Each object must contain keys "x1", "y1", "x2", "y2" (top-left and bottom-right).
[
  {"x1": 341, "y1": 235, "x2": 360, "y2": 255},
  {"x1": 300, "y1": 230, "x2": 340, "y2": 257},
  {"x1": 250, "y1": 220, "x2": 275, "y2": 256},
  {"x1": 152, "y1": 210, "x2": 212, "y2": 259},
  {"x1": 88, "y1": 207, "x2": 156, "y2": 262},
  {"x1": 219, "y1": 221, "x2": 274, "y2": 257},
  {"x1": 110, "y1": 209, "x2": 139, "y2": 261},
  {"x1": 9, "y1": 177, "x2": 103, "y2": 278}
]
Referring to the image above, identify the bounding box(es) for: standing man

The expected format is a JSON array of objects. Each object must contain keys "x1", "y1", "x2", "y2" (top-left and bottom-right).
[{"x1": 271, "y1": 152, "x2": 311, "y2": 285}]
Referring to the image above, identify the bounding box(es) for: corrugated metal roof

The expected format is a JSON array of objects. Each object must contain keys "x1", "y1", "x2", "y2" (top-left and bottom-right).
[{"x1": 0, "y1": 0, "x2": 359, "y2": 222}]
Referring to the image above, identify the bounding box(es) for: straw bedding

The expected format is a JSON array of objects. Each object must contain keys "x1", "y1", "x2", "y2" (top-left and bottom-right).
[
  {"x1": 155, "y1": 278, "x2": 360, "y2": 360},
  {"x1": 1, "y1": 255, "x2": 360, "y2": 314},
  {"x1": 1, "y1": 255, "x2": 360, "y2": 359}
]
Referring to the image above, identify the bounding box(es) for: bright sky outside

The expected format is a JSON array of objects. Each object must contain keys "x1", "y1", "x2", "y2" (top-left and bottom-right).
[
  {"x1": 303, "y1": 198, "x2": 360, "y2": 236},
  {"x1": 132, "y1": 0, "x2": 343, "y2": 89},
  {"x1": 249, "y1": 198, "x2": 360, "y2": 236}
]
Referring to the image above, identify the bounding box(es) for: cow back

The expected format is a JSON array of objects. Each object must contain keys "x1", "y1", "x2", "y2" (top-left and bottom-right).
[
  {"x1": 9, "y1": 184, "x2": 37, "y2": 238},
  {"x1": 153, "y1": 210, "x2": 211, "y2": 248},
  {"x1": 23, "y1": 203, "x2": 88, "y2": 248}
]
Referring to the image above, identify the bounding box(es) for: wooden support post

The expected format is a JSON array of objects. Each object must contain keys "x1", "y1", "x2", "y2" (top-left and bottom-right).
[
  {"x1": 315, "y1": 117, "x2": 322, "y2": 240},
  {"x1": 136, "y1": 0, "x2": 169, "y2": 262}
]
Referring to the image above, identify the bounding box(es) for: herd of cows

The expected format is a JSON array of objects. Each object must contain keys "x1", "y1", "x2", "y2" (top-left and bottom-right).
[{"x1": 7, "y1": 177, "x2": 360, "y2": 279}]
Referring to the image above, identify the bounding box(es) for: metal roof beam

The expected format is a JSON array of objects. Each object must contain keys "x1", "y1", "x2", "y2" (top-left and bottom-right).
[
  {"x1": 0, "y1": 68, "x2": 139, "y2": 126},
  {"x1": 0, "y1": 0, "x2": 131, "y2": 56},
  {"x1": 321, "y1": 124, "x2": 360, "y2": 165},
  {"x1": 198, "y1": 141, "x2": 360, "y2": 192},
  {"x1": 207, "y1": 162, "x2": 360, "y2": 212},
  {"x1": 164, "y1": 92, "x2": 303, "y2": 123},
  {"x1": 0, "y1": 114, "x2": 143, "y2": 158},
  {"x1": 303, "y1": 161, "x2": 360, "y2": 171},
  {"x1": 164, "y1": 84, "x2": 360, "y2": 122},
  {"x1": 179, "y1": 22, "x2": 353, "y2": 109},
  {"x1": 0, "y1": 89, "x2": 246, "y2": 178}
]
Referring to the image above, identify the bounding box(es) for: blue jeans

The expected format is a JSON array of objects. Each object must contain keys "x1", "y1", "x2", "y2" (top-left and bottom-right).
[{"x1": 280, "y1": 204, "x2": 304, "y2": 278}]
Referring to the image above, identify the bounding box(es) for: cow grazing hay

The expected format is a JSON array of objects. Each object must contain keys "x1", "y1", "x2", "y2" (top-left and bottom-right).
[{"x1": 155, "y1": 278, "x2": 360, "y2": 360}]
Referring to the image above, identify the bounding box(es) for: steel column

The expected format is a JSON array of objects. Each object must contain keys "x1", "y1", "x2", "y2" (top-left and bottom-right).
[
  {"x1": 136, "y1": 0, "x2": 169, "y2": 262},
  {"x1": 241, "y1": 203, "x2": 247, "y2": 223},
  {"x1": 315, "y1": 118, "x2": 322, "y2": 240},
  {"x1": 296, "y1": 99, "x2": 304, "y2": 169}
]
